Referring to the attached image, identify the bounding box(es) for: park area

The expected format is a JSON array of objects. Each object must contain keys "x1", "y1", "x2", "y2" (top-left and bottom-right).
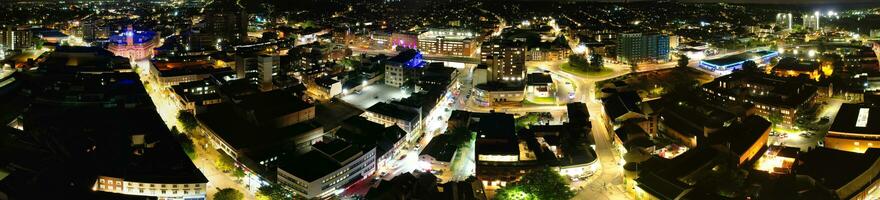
[
  {"x1": 559, "y1": 61, "x2": 615, "y2": 78},
  {"x1": 597, "y1": 67, "x2": 713, "y2": 99}
]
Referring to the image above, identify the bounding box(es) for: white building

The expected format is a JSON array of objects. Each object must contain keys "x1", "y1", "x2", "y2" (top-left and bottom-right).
[{"x1": 276, "y1": 140, "x2": 376, "y2": 199}]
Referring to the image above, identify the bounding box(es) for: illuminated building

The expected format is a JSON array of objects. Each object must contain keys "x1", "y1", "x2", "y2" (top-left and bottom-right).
[
  {"x1": 0, "y1": 27, "x2": 33, "y2": 50},
  {"x1": 384, "y1": 49, "x2": 426, "y2": 87},
  {"x1": 803, "y1": 12, "x2": 821, "y2": 31},
  {"x1": 480, "y1": 39, "x2": 526, "y2": 84},
  {"x1": 363, "y1": 102, "x2": 421, "y2": 133},
  {"x1": 419, "y1": 133, "x2": 457, "y2": 178},
  {"x1": 698, "y1": 50, "x2": 778, "y2": 71},
  {"x1": 824, "y1": 104, "x2": 880, "y2": 153},
  {"x1": 107, "y1": 26, "x2": 159, "y2": 60},
  {"x1": 276, "y1": 140, "x2": 376, "y2": 199},
  {"x1": 776, "y1": 13, "x2": 793, "y2": 31},
  {"x1": 702, "y1": 71, "x2": 817, "y2": 128},
  {"x1": 451, "y1": 109, "x2": 597, "y2": 189},
  {"x1": 149, "y1": 60, "x2": 222, "y2": 86},
  {"x1": 793, "y1": 147, "x2": 880, "y2": 200},
  {"x1": 417, "y1": 28, "x2": 478, "y2": 56},
  {"x1": 616, "y1": 33, "x2": 670, "y2": 65},
  {"x1": 391, "y1": 32, "x2": 418, "y2": 50},
  {"x1": 771, "y1": 57, "x2": 821, "y2": 80},
  {"x1": 202, "y1": 0, "x2": 248, "y2": 45}
]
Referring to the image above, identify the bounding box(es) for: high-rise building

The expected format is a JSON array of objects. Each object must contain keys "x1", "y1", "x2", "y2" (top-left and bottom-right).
[
  {"x1": 236, "y1": 53, "x2": 280, "y2": 91},
  {"x1": 202, "y1": 0, "x2": 248, "y2": 46},
  {"x1": 0, "y1": 27, "x2": 33, "y2": 50},
  {"x1": 803, "y1": 12, "x2": 821, "y2": 31},
  {"x1": 616, "y1": 33, "x2": 670, "y2": 65},
  {"x1": 480, "y1": 39, "x2": 526, "y2": 84},
  {"x1": 776, "y1": 13, "x2": 793, "y2": 31}
]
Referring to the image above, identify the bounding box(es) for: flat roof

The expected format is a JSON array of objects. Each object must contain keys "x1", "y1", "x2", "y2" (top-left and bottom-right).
[
  {"x1": 366, "y1": 102, "x2": 420, "y2": 122},
  {"x1": 420, "y1": 134, "x2": 457, "y2": 162},
  {"x1": 197, "y1": 103, "x2": 322, "y2": 150},
  {"x1": 702, "y1": 50, "x2": 778, "y2": 67},
  {"x1": 795, "y1": 148, "x2": 880, "y2": 190},
  {"x1": 829, "y1": 104, "x2": 880, "y2": 135}
]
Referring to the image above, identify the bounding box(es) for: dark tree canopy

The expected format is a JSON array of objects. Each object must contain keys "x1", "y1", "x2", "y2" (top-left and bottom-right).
[{"x1": 494, "y1": 168, "x2": 575, "y2": 200}]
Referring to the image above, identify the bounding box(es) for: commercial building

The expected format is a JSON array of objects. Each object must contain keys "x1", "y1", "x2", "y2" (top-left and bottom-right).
[
  {"x1": 363, "y1": 102, "x2": 421, "y2": 133},
  {"x1": 701, "y1": 71, "x2": 817, "y2": 128},
  {"x1": 170, "y1": 79, "x2": 224, "y2": 112},
  {"x1": 0, "y1": 26, "x2": 33, "y2": 50},
  {"x1": 235, "y1": 53, "x2": 281, "y2": 91},
  {"x1": 334, "y1": 116, "x2": 407, "y2": 174},
  {"x1": 824, "y1": 104, "x2": 880, "y2": 153},
  {"x1": 698, "y1": 50, "x2": 778, "y2": 71},
  {"x1": 776, "y1": 13, "x2": 793, "y2": 31},
  {"x1": 803, "y1": 12, "x2": 821, "y2": 31},
  {"x1": 616, "y1": 33, "x2": 670, "y2": 64},
  {"x1": 385, "y1": 49, "x2": 426, "y2": 87},
  {"x1": 106, "y1": 25, "x2": 159, "y2": 60},
  {"x1": 150, "y1": 60, "x2": 225, "y2": 86},
  {"x1": 793, "y1": 148, "x2": 880, "y2": 200},
  {"x1": 390, "y1": 32, "x2": 418, "y2": 50},
  {"x1": 771, "y1": 57, "x2": 821, "y2": 80},
  {"x1": 197, "y1": 90, "x2": 322, "y2": 184},
  {"x1": 418, "y1": 134, "x2": 458, "y2": 178},
  {"x1": 201, "y1": 0, "x2": 248, "y2": 45},
  {"x1": 366, "y1": 171, "x2": 487, "y2": 200},
  {"x1": 276, "y1": 140, "x2": 376, "y2": 199},
  {"x1": 480, "y1": 39, "x2": 526, "y2": 84},
  {"x1": 526, "y1": 73, "x2": 553, "y2": 97},
  {"x1": 417, "y1": 28, "x2": 479, "y2": 56},
  {"x1": 472, "y1": 82, "x2": 525, "y2": 107},
  {"x1": 455, "y1": 110, "x2": 597, "y2": 189}
]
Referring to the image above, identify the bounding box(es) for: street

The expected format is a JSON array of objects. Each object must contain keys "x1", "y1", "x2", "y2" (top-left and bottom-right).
[{"x1": 131, "y1": 59, "x2": 257, "y2": 199}]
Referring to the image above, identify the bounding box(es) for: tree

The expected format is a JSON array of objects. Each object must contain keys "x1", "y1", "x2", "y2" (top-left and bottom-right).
[
  {"x1": 589, "y1": 53, "x2": 604, "y2": 70},
  {"x1": 33, "y1": 37, "x2": 44, "y2": 50},
  {"x1": 495, "y1": 168, "x2": 575, "y2": 200},
  {"x1": 768, "y1": 111, "x2": 783, "y2": 129},
  {"x1": 741, "y1": 60, "x2": 758, "y2": 72},
  {"x1": 215, "y1": 149, "x2": 236, "y2": 172},
  {"x1": 233, "y1": 167, "x2": 246, "y2": 180},
  {"x1": 257, "y1": 184, "x2": 296, "y2": 200},
  {"x1": 175, "y1": 133, "x2": 197, "y2": 160},
  {"x1": 677, "y1": 54, "x2": 690, "y2": 68},
  {"x1": 448, "y1": 126, "x2": 474, "y2": 148},
  {"x1": 178, "y1": 110, "x2": 198, "y2": 133},
  {"x1": 214, "y1": 188, "x2": 244, "y2": 200},
  {"x1": 568, "y1": 55, "x2": 591, "y2": 71}
]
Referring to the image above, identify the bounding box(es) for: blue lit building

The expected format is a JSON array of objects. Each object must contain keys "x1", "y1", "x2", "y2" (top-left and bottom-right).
[
  {"x1": 385, "y1": 49, "x2": 426, "y2": 87},
  {"x1": 699, "y1": 51, "x2": 779, "y2": 71},
  {"x1": 107, "y1": 25, "x2": 159, "y2": 60}
]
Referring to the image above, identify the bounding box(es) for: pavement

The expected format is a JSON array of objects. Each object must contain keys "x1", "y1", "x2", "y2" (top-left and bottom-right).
[{"x1": 131, "y1": 59, "x2": 257, "y2": 200}]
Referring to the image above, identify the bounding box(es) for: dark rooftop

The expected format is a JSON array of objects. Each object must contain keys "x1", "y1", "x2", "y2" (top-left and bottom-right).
[
  {"x1": 277, "y1": 140, "x2": 366, "y2": 182},
  {"x1": 829, "y1": 104, "x2": 880, "y2": 135},
  {"x1": 197, "y1": 103, "x2": 322, "y2": 151},
  {"x1": 420, "y1": 134, "x2": 457, "y2": 163},
  {"x1": 601, "y1": 91, "x2": 642, "y2": 121},
  {"x1": 526, "y1": 73, "x2": 552, "y2": 85},
  {"x1": 366, "y1": 102, "x2": 420, "y2": 123},
  {"x1": 795, "y1": 148, "x2": 880, "y2": 191}
]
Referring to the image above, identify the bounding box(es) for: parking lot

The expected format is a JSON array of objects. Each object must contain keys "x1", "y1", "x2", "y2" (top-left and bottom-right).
[{"x1": 340, "y1": 84, "x2": 411, "y2": 109}]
